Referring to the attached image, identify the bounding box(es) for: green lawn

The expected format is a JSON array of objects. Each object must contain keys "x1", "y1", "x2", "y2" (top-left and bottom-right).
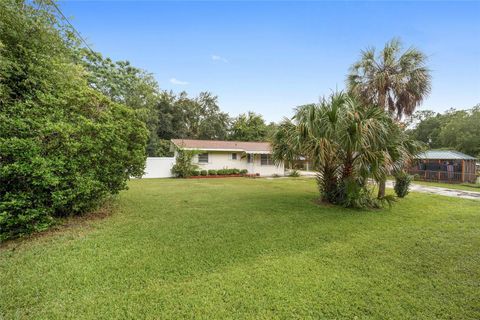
[{"x1": 1, "y1": 178, "x2": 479, "y2": 319}]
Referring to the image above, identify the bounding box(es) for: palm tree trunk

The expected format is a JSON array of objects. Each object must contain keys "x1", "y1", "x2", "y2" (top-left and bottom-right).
[{"x1": 377, "y1": 179, "x2": 386, "y2": 198}]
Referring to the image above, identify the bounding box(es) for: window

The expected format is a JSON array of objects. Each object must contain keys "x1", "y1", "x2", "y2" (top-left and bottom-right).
[
  {"x1": 247, "y1": 154, "x2": 254, "y2": 163},
  {"x1": 232, "y1": 153, "x2": 237, "y2": 160},
  {"x1": 261, "y1": 154, "x2": 273, "y2": 166},
  {"x1": 198, "y1": 153, "x2": 208, "y2": 163}
]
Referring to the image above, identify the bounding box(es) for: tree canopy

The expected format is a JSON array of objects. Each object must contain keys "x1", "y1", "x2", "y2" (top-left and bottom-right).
[
  {"x1": 272, "y1": 92, "x2": 422, "y2": 208},
  {"x1": 347, "y1": 38, "x2": 431, "y2": 119},
  {"x1": 407, "y1": 105, "x2": 480, "y2": 157},
  {"x1": 229, "y1": 111, "x2": 269, "y2": 141}
]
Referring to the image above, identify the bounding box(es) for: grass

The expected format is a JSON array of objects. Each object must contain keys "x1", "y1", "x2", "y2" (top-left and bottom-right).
[{"x1": 1, "y1": 178, "x2": 479, "y2": 319}]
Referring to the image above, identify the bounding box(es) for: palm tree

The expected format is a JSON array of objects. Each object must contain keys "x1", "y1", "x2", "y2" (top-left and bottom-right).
[
  {"x1": 347, "y1": 38, "x2": 431, "y2": 197},
  {"x1": 272, "y1": 92, "x2": 396, "y2": 208}
]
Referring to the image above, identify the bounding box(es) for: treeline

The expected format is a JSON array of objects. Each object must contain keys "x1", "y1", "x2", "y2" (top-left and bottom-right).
[
  {"x1": 80, "y1": 46, "x2": 277, "y2": 157},
  {"x1": 407, "y1": 106, "x2": 480, "y2": 157},
  {"x1": 153, "y1": 94, "x2": 278, "y2": 157}
]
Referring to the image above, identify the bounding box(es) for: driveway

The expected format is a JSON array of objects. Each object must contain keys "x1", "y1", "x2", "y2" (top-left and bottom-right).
[
  {"x1": 386, "y1": 180, "x2": 480, "y2": 201},
  {"x1": 295, "y1": 170, "x2": 480, "y2": 201}
]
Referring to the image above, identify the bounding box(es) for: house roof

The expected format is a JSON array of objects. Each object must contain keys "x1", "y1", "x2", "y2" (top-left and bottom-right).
[
  {"x1": 416, "y1": 150, "x2": 477, "y2": 160},
  {"x1": 171, "y1": 139, "x2": 272, "y2": 153}
]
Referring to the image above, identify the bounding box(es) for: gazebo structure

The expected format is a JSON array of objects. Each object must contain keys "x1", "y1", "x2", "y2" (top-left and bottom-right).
[{"x1": 408, "y1": 150, "x2": 477, "y2": 184}]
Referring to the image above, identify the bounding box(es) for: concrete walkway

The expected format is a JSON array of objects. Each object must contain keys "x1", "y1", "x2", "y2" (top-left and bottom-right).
[
  {"x1": 385, "y1": 180, "x2": 480, "y2": 201},
  {"x1": 294, "y1": 170, "x2": 480, "y2": 201}
]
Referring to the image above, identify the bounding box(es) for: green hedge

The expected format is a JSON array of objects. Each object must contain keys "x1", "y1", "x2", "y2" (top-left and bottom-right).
[{"x1": 0, "y1": 1, "x2": 147, "y2": 240}]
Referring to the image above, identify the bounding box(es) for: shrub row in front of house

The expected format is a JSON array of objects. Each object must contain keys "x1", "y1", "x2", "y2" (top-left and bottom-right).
[{"x1": 191, "y1": 169, "x2": 248, "y2": 176}]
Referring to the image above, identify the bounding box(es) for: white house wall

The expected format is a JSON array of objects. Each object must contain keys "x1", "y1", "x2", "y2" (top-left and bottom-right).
[
  {"x1": 192, "y1": 152, "x2": 284, "y2": 176},
  {"x1": 143, "y1": 157, "x2": 175, "y2": 178},
  {"x1": 143, "y1": 152, "x2": 285, "y2": 179}
]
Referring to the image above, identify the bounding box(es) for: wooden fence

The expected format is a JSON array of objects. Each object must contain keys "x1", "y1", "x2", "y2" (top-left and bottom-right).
[{"x1": 407, "y1": 169, "x2": 477, "y2": 184}]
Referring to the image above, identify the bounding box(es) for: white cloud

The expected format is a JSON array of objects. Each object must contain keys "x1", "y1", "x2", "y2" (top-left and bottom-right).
[
  {"x1": 211, "y1": 55, "x2": 228, "y2": 63},
  {"x1": 169, "y1": 78, "x2": 188, "y2": 85}
]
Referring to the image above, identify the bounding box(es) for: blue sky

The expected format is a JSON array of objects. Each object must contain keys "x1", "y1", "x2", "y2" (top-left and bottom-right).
[{"x1": 59, "y1": 1, "x2": 480, "y2": 122}]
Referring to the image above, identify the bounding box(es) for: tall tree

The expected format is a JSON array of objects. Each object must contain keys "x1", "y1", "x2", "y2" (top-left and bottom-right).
[
  {"x1": 347, "y1": 38, "x2": 431, "y2": 197},
  {"x1": 156, "y1": 91, "x2": 229, "y2": 151},
  {"x1": 272, "y1": 92, "x2": 406, "y2": 208},
  {"x1": 229, "y1": 111, "x2": 268, "y2": 141},
  {"x1": 78, "y1": 50, "x2": 160, "y2": 156}
]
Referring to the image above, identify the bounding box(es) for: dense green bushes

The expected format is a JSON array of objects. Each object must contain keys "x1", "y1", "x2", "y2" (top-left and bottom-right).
[
  {"x1": 0, "y1": 1, "x2": 147, "y2": 240},
  {"x1": 171, "y1": 150, "x2": 198, "y2": 178},
  {"x1": 183, "y1": 168, "x2": 247, "y2": 178},
  {"x1": 394, "y1": 172, "x2": 413, "y2": 198}
]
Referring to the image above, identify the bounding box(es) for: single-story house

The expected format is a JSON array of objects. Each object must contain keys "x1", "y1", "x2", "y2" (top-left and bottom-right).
[
  {"x1": 408, "y1": 150, "x2": 477, "y2": 183},
  {"x1": 171, "y1": 139, "x2": 285, "y2": 176}
]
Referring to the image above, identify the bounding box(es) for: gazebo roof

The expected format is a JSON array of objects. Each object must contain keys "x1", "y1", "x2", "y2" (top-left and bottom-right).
[{"x1": 416, "y1": 150, "x2": 477, "y2": 160}]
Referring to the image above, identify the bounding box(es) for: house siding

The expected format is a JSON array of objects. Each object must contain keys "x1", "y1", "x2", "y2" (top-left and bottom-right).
[{"x1": 176, "y1": 151, "x2": 284, "y2": 176}]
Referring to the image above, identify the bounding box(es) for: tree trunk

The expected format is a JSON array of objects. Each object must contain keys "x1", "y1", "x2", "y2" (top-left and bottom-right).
[{"x1": 377, "y1": 179, "x2": 386, "y2": 198}]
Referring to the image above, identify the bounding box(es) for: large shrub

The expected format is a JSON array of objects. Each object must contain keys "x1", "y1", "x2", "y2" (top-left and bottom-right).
[
  {"x1": 0, "y1": 1, "x2": 147, "y2": 240},
  {"x1": 171, "y1": 150, "x2": 198, "y2": 178},
  {"x1": 394, "y1": 172, "x2": 413, "y2": 198},
  {"x1": 272, "y1": 92, "x2": 416, "y2": 209}
]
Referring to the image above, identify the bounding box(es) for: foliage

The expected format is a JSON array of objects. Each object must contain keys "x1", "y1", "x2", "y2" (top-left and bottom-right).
[
  {"x1": 0, "y1": 0, "x2": 147, "y2": 240},
  {"x1": 78, "y1": 46, "x2": 161, "y2": 157},
  {"x1": 200, "y1": 170, "x2": 208, "y2": 176},
  {"x1": 171, "y1": 150, "x2": 198, "y2": 178},
  {"x1": 229, "y1": 111, "x2": 269, "y2": 141},
  {"x1": 289, "y1": 169, "x2": 300, "y2": 177},
  {"x1": 272, "y1": 92, "x2": 417, "y2": 208},
  {"x1": 406, "y1": 106, "x2": 480, "y2": 157},
  {"x1": 191, "y1": 171, "x2": 200, "y2": 177},
  {"x1": 347, "y1": 38, "x2": 431, "y2": 198},
  {"x1": 347, "y1": 38, "x2": 431, "y2": 119},
  {"x1": 240, "y1": 169, "x2": 248, "y2": 175},
  {"x1": 157, "y1": 91, "x2": 230, "y2": 142},
  {"x1": 147, "y1": 139, "x2": 174, "y2": 157},
  {"x1": 394, "y1": 172, "x2": 413, "y2": 198},
  {"x1": 208, "y1": 170, "x2": 217, "y2": 175}
]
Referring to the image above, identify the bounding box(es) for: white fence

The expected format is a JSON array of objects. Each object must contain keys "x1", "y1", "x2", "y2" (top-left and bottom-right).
[{"x1": 142, "y1": 157, "x2": 175, "y2": 178}]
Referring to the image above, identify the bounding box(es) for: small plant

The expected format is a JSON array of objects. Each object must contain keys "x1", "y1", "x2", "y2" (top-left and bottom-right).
[
  {"x1": 217, "y1": 169, "x2": 226, "y2": 175},
  {"x1": 200, "y1": 170, "x2": 208, "y2": 176},
  {"x1": 394, "y1": 171, "x2": 413, "y2": 198},
  {"x1": 232, "y1": 169, "x2": 240, "y2": 175},
  {"x1": 171, "y1": 150, "x2": 198, "y2": 178},
  {"x1": 208, "y1": 170, "x2": 217, "y2": 175},
  {"x1": 289, "y1": 169, "x2": 300, "y2": 177},
  {"x1": 240, "y1": 169, "x2": 248, "y2": 175},
  {"x1": 191, "y1": 171, "x2": 200, "y2": 176}
]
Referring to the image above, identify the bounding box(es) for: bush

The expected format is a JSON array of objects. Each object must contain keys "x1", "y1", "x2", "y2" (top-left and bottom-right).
[
  {"x1": 394, "y1": 172, "x2": 413, "y2": 198},
  {"x1": 240, "y1": 169, "x2": 248, "y2": 175},
  {"x1": 289, "y1": 169, "x2": 300, "y2": 177},
  {"x1": 217, "y1": 169, "x2": 226, "y2": 175},
  {"x1": 208, "y1": 170, "x2": 217, "y2": 175},
  {"x1": 190, "y1": 171, "x2": 200, "y2": 176},
  {"x1": 0, "y1": 0, "x2": 147, "y2": 240},
  {"x1": 171, "y1": 150, "x2": 198, "y2": 178},
  {"x1": 200, "y1": 170, "x2": 208, "y2": 176},
  {"x1": 232, "y1": 169, "x2": 240, "y2": 175}
]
